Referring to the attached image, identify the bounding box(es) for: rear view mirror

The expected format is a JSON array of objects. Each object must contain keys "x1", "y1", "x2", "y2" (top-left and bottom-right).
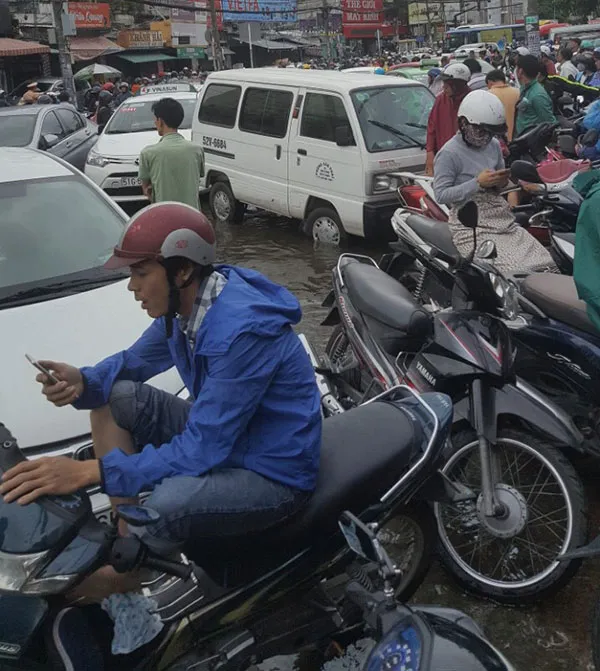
[
  {"x1": 457, "y1": 201, "x2": 478, "y2": 229},
  {"x1": 40, "y1": 133, "x2": 59, "y2": 149},
  {"x1": 510, "y1": 160, "x2": 542, "y2": 184},
  {"x1": 335, "y1": 125, "x2": 355, "y2": 147},
  {"x1": 338, "y1": 510, "x2": 396, "y2": 574}
]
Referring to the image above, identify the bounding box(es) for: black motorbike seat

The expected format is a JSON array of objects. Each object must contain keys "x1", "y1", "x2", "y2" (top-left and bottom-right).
[
  {"x1": 521, "y1": 273, "x2": 600, "y2": 337},
  {"x1": 279, "y1": 399, "x2": 423, "y2": 543},
  {"x1": 184, "y1": 400, "x2": 425, "y2": 569},
  {"x1": 343, "y1": 261, "x2": 432, "y2": 337},
  {"x1": 404, "y1": 214, "x2": 460, "y2": 264}
]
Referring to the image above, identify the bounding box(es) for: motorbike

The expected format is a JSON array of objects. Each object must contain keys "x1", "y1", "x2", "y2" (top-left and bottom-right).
[
  {"x1": 0, "y1": 389, "x2": 461, "y2": 671},
  {"x1": 335, "y1": 509, "x2": 516, "y2": 671},
  {"x1": 317, "y1": 204, "x2": 587, "y2": 604},
  {"x1": 387, "y1": 198, "x2": 600, "y2": 466}
]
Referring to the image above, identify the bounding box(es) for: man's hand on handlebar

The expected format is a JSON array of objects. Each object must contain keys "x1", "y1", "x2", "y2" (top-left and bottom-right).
[
  {"x1": 36, "y1": 360, "x2": 84, "y2": 407},
  {"x1": 0, "y1": 456, "x2": 100, "y2": 505}
]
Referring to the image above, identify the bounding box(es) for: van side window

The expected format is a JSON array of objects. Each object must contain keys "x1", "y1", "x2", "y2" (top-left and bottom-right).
[
  {"x1": 300, "y1": 93, "x2": 353, "y2": 143},
  {"x1": 239, "y1": 88, "x2": 293, "y2": 138},
  {"x1": 198, "y1": 84, "x2": 241, "y2": 128}
]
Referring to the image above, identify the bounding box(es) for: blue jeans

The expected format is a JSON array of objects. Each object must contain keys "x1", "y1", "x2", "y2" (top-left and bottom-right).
[{"x1": 108, "y1": 381, "x2": 311, "y2": 554}]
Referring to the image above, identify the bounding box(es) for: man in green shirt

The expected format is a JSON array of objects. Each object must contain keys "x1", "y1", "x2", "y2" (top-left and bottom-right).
[
  {"x1": 514, "y1": 54, "x2": 556, "y2": 137},
  {"x1": 138, "y1": 97, "x2": 204, "y2": 209}
]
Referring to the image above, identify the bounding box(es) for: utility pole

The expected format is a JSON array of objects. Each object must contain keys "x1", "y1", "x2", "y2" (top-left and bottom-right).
[
  {"x1": 524, "y1": 0, "x2": 540, "y2": 56},
  {"x1": 51, "y1": 0, "x2": 75, "y2": 100},
  {"x1": 209, "y1": 0, "x2": 224, "y2": 70}
]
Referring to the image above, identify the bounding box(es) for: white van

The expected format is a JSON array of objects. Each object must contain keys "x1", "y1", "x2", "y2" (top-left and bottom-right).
[{"x1": 192, "y1": 69, "x2": 434, "y2": 244}]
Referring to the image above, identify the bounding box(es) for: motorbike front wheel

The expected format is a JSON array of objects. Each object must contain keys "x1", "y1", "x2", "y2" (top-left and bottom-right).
[{"x1": 434, "y1": 428, "x2": 586, "y2": 604}]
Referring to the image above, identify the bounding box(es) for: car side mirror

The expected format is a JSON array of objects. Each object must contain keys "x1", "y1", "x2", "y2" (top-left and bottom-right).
[
  {"x1": 335, "y1": 125, "x2": 355, "y2": 147},
  {"x1": 40, "y1": 133, "x2": 60, "y2": 149},
  {"x1": 457, "y1": 200, "x2": 478, "y2": 229},
  {"x1": 510, "y1": 159, "x2": 542, "y2": 184}
]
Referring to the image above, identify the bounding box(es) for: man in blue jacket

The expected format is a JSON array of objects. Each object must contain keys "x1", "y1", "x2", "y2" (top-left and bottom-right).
[{"x1": 0, "y1": 202, "x2": 322, "y2": 598}]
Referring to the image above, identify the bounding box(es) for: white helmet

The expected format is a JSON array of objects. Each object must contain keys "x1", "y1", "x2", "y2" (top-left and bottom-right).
[
  {"x1": 441, "y1": 62, "x2": 471, "y2": 82},
  {"x1": 516, "y1": 46, "x2": 530, "y2": 56},
  {"x1": 458, "y1": 90, "x2": 507, "y2": 133},
  {"x1": 540, "y1": 45, "x2": 552, "y2": 57}
]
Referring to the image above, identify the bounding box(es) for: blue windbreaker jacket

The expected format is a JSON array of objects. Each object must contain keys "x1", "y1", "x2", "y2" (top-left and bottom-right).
[
  {"x1": 581, "y1": 99, "x2": 600, "y2": 161},
  {"x1": 74, "y1": 265, "x2": 322, "y2": 498}
]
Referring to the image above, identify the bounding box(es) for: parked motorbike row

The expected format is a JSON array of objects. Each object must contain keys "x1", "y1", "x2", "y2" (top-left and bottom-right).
[{"x1": 296, "y1": 118, "x2": 600, "y2": 667}]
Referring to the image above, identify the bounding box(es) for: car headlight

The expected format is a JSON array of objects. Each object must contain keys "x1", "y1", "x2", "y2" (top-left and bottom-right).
[
  {"x1": 373, "y1": 174, "x2": 397, "y2": 193},
  {"x1": 86, "y1": 150, "x2": 110, "y2": 168}
]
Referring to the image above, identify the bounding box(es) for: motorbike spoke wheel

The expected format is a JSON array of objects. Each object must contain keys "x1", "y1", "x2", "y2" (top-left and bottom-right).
[
  {"x1": 435, "y1": 429, "x2": 586, "y2": 604},
  {"x1": 377, "y1": 503, "x2": 436, "y2": 601}
]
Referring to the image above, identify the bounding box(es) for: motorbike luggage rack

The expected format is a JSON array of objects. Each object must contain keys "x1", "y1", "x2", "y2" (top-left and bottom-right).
[
  {"x1": 364, "y1": 384, "x2": 441, "y2": 504},
  {"x1": 335, "y1": 253, "x2": 379, "y2": 288}
]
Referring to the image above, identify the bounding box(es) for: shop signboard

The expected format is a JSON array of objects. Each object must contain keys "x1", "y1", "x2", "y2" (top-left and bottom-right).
[
  {"x1": 221, "y1": 0, "x2": 297, "y2": 23},
  {"x1": 67, "y1": 2, "x2": 110, "y2": 29}
]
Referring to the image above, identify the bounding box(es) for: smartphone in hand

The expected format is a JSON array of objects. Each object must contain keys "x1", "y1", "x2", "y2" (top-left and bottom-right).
[{"x1": 25, "y1": 354, "x2": 59, "y2": 385}]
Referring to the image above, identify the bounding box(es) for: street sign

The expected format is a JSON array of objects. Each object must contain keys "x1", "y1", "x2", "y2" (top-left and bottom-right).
[{"x1": 525, "y1": 14, "x2": 540, "y2": 56}]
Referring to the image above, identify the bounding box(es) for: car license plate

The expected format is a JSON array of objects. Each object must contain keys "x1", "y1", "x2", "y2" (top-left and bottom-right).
[{"x1": 120, "y1": 176, "x2": 142, "y2": 187}]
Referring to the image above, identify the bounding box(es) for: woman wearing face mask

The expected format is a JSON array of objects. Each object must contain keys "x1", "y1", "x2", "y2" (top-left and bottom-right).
[
  {"x1": 576, "y1": 55, "x2": 597, "y2": 86},
  {"x1": 433, "y1": 90, "x2": 556, "y2": 275}
]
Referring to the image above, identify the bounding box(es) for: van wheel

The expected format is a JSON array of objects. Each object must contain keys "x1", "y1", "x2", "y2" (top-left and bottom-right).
[
  {"x1": 209, "y1": 181, "x2": 245, "y2": 225},
  {"x1": 303, "y1": 207, "x2": 348, "y2": 246}
]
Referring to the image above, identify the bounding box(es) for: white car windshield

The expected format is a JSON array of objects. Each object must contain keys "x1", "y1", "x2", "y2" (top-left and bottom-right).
[
  {"x1": 351, "y1": 86, "x2": 433, "y2": 153},
  {"x1": 0, "y1": 115, "x2": 36, "y2": 147},
  {"x1": 0, "y1": 176, "x2": 125, "y2": 296},
  {"x1": 105, "y1": 98, "x2": 196, "y2": 134}
]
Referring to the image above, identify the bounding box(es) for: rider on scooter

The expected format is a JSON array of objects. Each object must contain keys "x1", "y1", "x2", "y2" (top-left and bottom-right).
[
  {"x1": 433, "y1": 90, "x2": 556, "y2": 274},
  {"x1": 0, "y1": 203, "x2": 321, "y2": 603}
]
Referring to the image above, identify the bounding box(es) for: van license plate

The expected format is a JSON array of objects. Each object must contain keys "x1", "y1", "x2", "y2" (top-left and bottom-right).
[{"x1": 119, "y1": 177, "x2": 142, "y2": 187}]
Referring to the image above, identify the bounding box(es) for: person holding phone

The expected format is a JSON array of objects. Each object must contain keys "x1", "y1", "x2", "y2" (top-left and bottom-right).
[
  {"x1": 0, "y1": 203, "x2": 321, "y2": 606},
  {"x1": 433, "y1": 90, "x2": 556, "y2": 274}
]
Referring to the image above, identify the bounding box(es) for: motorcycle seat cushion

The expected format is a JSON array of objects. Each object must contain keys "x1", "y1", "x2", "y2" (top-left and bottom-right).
[
  {"x1": 343, "y1": 262, "x2": 432, "y2": 337},
  {"x1": 278, "y1": 399, "x2": 422, "y2": 543},
  {"x1": 521, "y1": 273, "x2": 599, "y2": 337},
  {"x1": 536, "y1": 159, "x2": 588, "y2": 184},
  {"x1": 184, "y1": 400, "x2": 423, "y2": 569}
]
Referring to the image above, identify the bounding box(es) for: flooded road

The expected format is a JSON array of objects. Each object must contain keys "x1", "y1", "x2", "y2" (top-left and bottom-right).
[{"x1": 212, "y1": 209, "x2": 598, "y2": 671}]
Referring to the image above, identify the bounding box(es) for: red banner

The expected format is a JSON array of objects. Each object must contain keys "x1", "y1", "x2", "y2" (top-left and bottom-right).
[{"x1": 341, "y1": 0, "x2": 385, "y2": 39}]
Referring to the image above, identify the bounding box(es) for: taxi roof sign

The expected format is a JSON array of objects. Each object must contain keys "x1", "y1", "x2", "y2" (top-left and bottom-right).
[{"x1": 137, "y1": 82, "x2": 197, "y2": 96}]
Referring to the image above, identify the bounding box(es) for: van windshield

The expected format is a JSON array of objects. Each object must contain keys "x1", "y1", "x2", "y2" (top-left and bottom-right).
[{"x1": 350, "y1": 86, "x2": 434, "y2": 153}]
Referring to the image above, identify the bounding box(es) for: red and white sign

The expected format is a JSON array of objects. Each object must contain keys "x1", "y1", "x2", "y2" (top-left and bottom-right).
[
  {"x1": 67, "y1": 2, "x2": 110, "y2": 29},
  {"x1": 341, "y1": 0, "x2": 385, "y2": 39}
]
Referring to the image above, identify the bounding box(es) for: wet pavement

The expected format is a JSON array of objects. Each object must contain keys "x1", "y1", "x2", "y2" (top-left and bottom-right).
[
  {"x1": 123, "y1": 202, "x2": 597, "y2": 669},
  {"x1": 211, "y1": 209, "x2": 598, "y2": 671}
]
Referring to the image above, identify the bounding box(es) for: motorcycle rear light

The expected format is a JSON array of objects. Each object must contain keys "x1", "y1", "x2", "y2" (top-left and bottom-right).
[{"x1": 399, "y1": 185, "x2": 426, "y2": 209}]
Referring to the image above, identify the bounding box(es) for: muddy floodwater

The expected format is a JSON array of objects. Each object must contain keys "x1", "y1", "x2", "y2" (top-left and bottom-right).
[{"x1": 213, "y1": 210, "x2": 599, "y2": 671}]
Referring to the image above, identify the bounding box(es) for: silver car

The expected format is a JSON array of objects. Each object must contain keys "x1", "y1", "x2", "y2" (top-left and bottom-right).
[{"x1": 0, "y1": 104, "x2": 98, "y2": 171}]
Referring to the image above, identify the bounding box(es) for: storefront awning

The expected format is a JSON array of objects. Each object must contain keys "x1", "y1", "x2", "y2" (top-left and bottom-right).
[
  {"x1": 69, "y1": 36, "x2": 122, "y2": 62},
  {"x1": 0, "y1": 38, "x2": 50, "y2": 57},
  {"x1": 118, "y1": 52, "x2": 177, "y2": 64}
]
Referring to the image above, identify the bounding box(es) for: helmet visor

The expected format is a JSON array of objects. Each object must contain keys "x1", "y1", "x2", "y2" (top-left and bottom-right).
[{"x1": 104, "y1": 247, "x2": 159, "y2": 270}]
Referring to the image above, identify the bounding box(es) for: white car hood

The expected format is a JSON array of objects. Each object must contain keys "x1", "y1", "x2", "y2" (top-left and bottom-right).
[
  {"x1": 95, "y1": 129, "x2": 192, "y2": 159},
  {"x1": 0, "y1": 279, "x2": 182, "y2": 449}
]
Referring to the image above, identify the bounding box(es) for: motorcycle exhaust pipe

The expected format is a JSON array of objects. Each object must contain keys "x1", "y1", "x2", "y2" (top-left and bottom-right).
[{"x1": 298, "y1": 334, "x2": 345, "y2": 416}]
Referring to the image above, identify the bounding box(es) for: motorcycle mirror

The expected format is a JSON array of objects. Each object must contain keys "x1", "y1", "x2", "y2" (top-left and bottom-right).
[
  {"x1": 510, "y1": 160, "x2": 542, "y2": 184},
  {"x1": 477, "y1": 240, "x2": 497, "y2": 259},
  {"x1": 338, "y1": 511, "x2": 396, "y2": 574},
  {"x1": 457, "y1": 201, "x2": 478, "y2": 229},
  {"x1": 116, "y1": 504, "x2": 161, "y2": 527}
]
